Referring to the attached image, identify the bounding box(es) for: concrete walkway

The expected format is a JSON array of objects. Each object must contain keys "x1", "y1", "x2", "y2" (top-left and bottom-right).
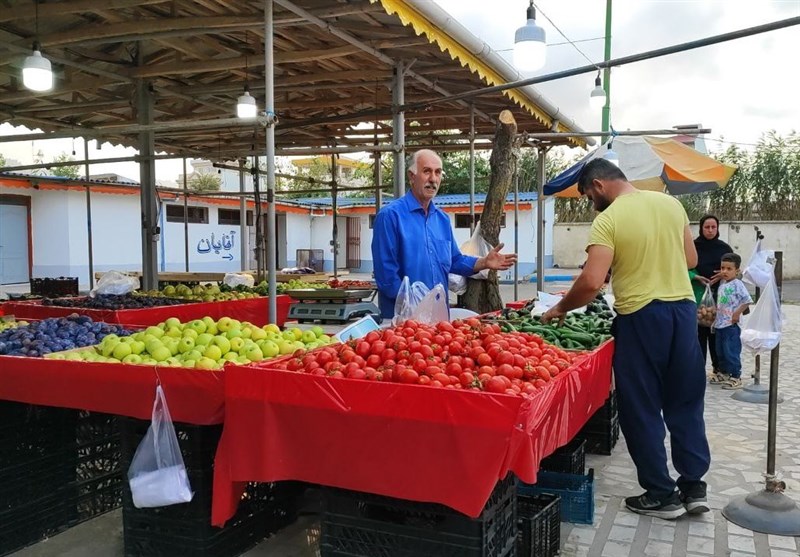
[{"x1": 8, "y1": 303, "x2": 800, "y2": 557}]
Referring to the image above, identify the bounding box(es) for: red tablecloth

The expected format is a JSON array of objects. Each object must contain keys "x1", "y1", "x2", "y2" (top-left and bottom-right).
[
  {"x1": 0, "y1": 356, "x2": 224, "y2": 424},
  {"x1": 211, "y1": 341, "x2": 614, "y2": 526},
  {"x1": 1, "y1": 295, "x2": 292, "y2": 327}
]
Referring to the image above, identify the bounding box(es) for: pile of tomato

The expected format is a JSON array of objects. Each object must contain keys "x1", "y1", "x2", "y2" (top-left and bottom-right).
[
  {"x1": 267, "y1": 318, "x2": 578, "y2": 397},
  {"x1": 328, "y1": 278, "x2": 374, "y2": 289}
]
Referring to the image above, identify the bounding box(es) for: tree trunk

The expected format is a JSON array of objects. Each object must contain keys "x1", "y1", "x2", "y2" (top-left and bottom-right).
[{"x1": 461, "y1": 110, "x2": 518, "y2": 314}]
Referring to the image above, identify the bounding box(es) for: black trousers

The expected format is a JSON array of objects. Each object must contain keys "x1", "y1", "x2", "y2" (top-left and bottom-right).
[{"x1": 697, "y1": 325, "x2": 719, "y2": 370}]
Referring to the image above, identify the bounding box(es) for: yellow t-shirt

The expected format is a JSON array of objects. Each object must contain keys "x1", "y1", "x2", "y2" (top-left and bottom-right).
[{"x1": 588, "y1": 190, "x2": 694, "y2": 314}]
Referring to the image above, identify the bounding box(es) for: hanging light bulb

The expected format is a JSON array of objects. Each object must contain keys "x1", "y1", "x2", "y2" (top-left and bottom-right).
[
  {"x1": 589, "y1": 72, "x2": 606, "y2": 110},
  {"x1": 513, "y1": 1, "x2": 546, "y2": 72},
  {"x1": 604, "y1": 142, "x2": 620, "y2": 167},
  {"x1": 22, "y1": 43, "x2": 53, "y2": 92},
  {"x1": 237, "y1": 87, "x2": 257, "y2": 119}
]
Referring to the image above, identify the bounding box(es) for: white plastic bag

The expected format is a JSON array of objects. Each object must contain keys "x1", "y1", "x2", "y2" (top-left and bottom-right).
[
  {"x1": 91, "y1": 271, "x2": 139, "y2": 296},
  {"x1": 741, "y1": 274, "x2": 783, "y2": 353},
  {"x1": 530, "y1": 291, "x2": 586, "y2": 317},
  {"x1": 460, "y1": 222, "x2": 493, "y2": 280},
  {"x1": 448, "y1": 273, "x2": 467, "y2": 295},
  {"x1": 128, "y1": 385, "x2": 193, "y2": 508},
  {"x1": 223, "y1": 273, "x2": 255, "y2": 288},
  {"x1": 393, "y1": 277, "x2": 431, "y2": 326},
  {"x1": 410, "y1": 284, "x2": 450, "y2": 325},
  {"x1": 743, "y1": 240, "x2": 774, "y2": 289}
]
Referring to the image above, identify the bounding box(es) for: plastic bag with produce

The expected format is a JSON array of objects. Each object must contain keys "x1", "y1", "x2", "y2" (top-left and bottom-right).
[
  {"x1": 393, "y1": 277, "x2": 443, "y2": 326},
  {"x1": 460, "y1": 222, "x2": 493, "y2": 280},
  {"x1": 91, "y1": 271, "x2": 140, "y2": 297},
  {"x1": 741, "y1": 273, "x2": 783, "y2": 353},
  {"x1": 697, "y1": 284, "x2": 716, "y2": 327}
]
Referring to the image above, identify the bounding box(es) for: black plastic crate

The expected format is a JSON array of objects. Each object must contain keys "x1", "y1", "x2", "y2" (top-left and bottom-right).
[
  {"x1": 0, "y1": 491, "x2": 72, "y2": 557},
  {"x1": 540, "y1": 437, "x2": 586, "y2": 475},
  {"x1": 519, "y1": 469, "x2": 595, "y2": 525},
  {"x1": 320, "y1": 476, "x2": 517, "y2": 557},
  {"x1": 119, "y1": 418, "x2": 222, "y2": 473},
  {"x1": 578, "y1": 416, "x2": 620, "y2": 456},
  {"x1": 586, "y1": 391, "x2": 617, "y2": 426},
  {"x1": 0, "y1": 402, "x2": 77, "y2": 465},
  {"x1": 517, "y1": 493, "x2": 560, "y2": 557},
  {"x1": 30, "y1": 276, "x2": 79, "y2": 298}
]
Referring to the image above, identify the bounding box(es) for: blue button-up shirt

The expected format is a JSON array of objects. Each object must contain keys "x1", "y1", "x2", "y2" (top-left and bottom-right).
[{"x1": 371, "y1": 191, "x2": 478, "y2": 318}]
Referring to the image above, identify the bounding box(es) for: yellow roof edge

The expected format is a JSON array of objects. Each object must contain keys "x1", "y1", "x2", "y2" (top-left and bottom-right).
[{"x1": 372, "y1": 0, "x2": 584, "y2": 148}]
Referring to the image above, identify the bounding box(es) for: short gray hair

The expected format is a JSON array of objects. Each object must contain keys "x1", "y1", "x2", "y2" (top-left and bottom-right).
[{"x1": 407, "y1": 149, "x2": 442, "y2": 175}]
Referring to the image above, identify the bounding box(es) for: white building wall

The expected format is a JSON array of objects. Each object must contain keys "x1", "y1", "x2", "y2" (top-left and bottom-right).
[{"x1": 284, "y1": 212, "x2": 314, "y2": 268}]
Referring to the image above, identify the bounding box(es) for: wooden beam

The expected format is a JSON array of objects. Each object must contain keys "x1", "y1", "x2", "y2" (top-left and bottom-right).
[{"x1": 0, "y1": 0, "x2": 169, "y2": 23}]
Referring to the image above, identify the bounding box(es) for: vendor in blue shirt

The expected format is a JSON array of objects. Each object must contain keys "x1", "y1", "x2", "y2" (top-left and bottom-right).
[{"x1": 371, "y1": 149, "x2": 517, "y2": 319}]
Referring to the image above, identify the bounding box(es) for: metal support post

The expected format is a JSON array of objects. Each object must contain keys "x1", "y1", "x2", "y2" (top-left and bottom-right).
[
  {"x1": 331, "y1": 153, "x2": 339, "y2": 279},
  {"x1": 535, "y1": 147, "x2": 547, "y2": 294},
  {"x1": 264, "y1": 0, "x2": 277, "y2": 323},
  {"x1": 83, "y1": 139, "x2": 94, "y2": 289},
  {"x1": 469, "y1": 103, "x2": 476, "y2": 234},
  {"x1": 392, "y1": 62, "x2": 405, "y2": 200},
  {"x1": 136, "y1": 75, "x2": 159, "y2": 291},
  {"x1": 183, "y1": 157, "x2": 189, "y2": 272},
  {"x1": 513, "y1": 170, "x2": 519, "y2": 301},
  {"x1": 239, "y1": 160, "x2": 248, "y2": 270},
  {"x1": 601, "y1": 0, "x2": 613, "y2": 138}
]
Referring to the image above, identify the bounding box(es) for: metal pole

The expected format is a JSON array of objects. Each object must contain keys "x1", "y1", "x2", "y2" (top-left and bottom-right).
[
  {"x1": 374, "y1": 151, "x2": 382, "y2": 215},
  {"x1": 469, "y1": 103, "x2": 476, "y2": 234},
  {"x1": 535, "y1": 147, "x2": 546, "y2": 293},
  {"x1": 601, "y1": 0, "x2": 613, "y2": 138},
  {"x1": 753, "y1": 226, "x2": 765, "y2": 384},
  {"x1": 766, "y1": 251, "x2": 783, "y2": 476},
  {"x1": 264, "y1": 0, "x2": 277, "y2": 323},
  {"x1": 83, "y1": 139, "x2": 94, "y2": 289},
  {"x1": 136, "y1": 74, "x2": 159, "y2": 291},
  {"x1": 513, "y1": 170, "x2": 519, "y2": 302},
  {"x1": 239, "y1": 160, "x2": 248, "y2": 271},
  {"x1": 392, "y1": 61, "x2": 405, "y2": 200},
  {"x1": 183, "y1": 157, "x2": 189, "y2": 272},
  {"x1": 331, "y1": 153, "x2": 339, "y2": 279}
]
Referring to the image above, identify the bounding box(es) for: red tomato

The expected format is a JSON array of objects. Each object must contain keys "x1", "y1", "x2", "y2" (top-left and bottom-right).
[
  {"x1": 370, "y1": 341, "x2": 386, "y2": 355},
  {"x1": 382, "y1": 348, "x2": 397, "y2": 361},
  {"x1": 434, "y1": 373, "x2": 451, "y2": 386},
  {"x1": 352, "y1": 355, "x2": 366, "y2": 367},
  {"x1": 420, "y1": 345, "x2": 434, "y2": 359},
  {"x1": 497, "y1": 363, "x2": 515, "y2": 379},
  {"x1": 459, "y1": 372, "x2": 476, "y2": 387},
  {"x1": 485, "y1": 376, "x2": 507, "y2": 393},
  {"x1": 317, "y1": 351, "x2": 333, "y2": 365},
  {"x1": 355, "y1": 342, "x2": 371, "y2": 358},
  {"x1": 399, "y1": 369, "x2": 420, "y2": 384},
  {"x1": 425, "y1": 365, "x2": 443, "y2": 377},
  {"x1": 446, "y1": 362, "x2": 463, "y2": 376},
  {"x1": 339, "y1": 350, "x2": 356, "y2": 364},
  {"x1": 344, "y1": 362, "x2": 361, "y2": 375},
  {"x1": 478, "y1": 365, "x2": 495, "y2": 377},
  {"x1": 533, "y1": 378, "x2": 547, "y2": 388},
  {"x1": 477, "y1": 353, "x2": 493, "y2": 367},
  {"x1": 469, "y1": 346, "x2": 486, "y2": 360},
  {"x1": 413, "y1": 359, "x2": 428, "y2": 373},
  {"x1": 419, "y1": 375, "x2": 431, "y2": 386},
  {"x1": 496, "y1": 352, "x2": 514, "y2": 366},
  {"x1": 366, "y1": 354, "x2": 382, "y2": 368},
  {"x1": 431, "y1": 380, "x2": 444, "y2": 388},
  {"x1": 329, "y1": 370, "x2": 344, "y2": 379},
  {"x1": 365, "y1": 331, "x2": 381, "y2": 343},
  {"x1": 513, "y1": 354, "x2": 527, "y2": 368},
  {"x1": 347, "y1": 368, "x2": 367, "y2": 380},
  {"x1": 448, "y1": 341, "x2": 464, "y2": 356}
]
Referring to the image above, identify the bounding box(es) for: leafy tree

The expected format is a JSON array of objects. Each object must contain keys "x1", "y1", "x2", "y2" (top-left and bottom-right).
[
  {"x1": 188, "y1": 172, "x2": 221, "y2": 192},
  {"x1": 0, "y1": 152, "x2": 5, "y2": 166},
  {"x1": 49, "y1": 152, "x2": 81, "y2": 179}
]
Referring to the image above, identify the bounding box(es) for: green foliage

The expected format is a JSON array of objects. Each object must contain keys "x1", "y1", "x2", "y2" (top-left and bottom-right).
[
  {"x1": 0, "y1": 152, "x2": 6, "y2": 166},
  {"x1": 188, "y1": 172, "x2": 221, "y2": 192},
  {"x1": 49, "y1": 152, "x2": 81, "y2": 179},
  {"x1": 437, "y1": 151, "x2": 491, "y2": 195}
]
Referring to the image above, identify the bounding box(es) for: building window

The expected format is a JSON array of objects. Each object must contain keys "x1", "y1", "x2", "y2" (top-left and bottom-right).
[
  {"x1": 455, "y1": 213, "x2": 506, "y2": 228},
  {"x1": 218, "y1": 208, "x2": 253, "y2": 226},
  {"x1": 369, "y1": 214, "x2": 376, "y2": 229},
  {"x1": 166, "y1": 204, "x2": 208, "y2": 224}
]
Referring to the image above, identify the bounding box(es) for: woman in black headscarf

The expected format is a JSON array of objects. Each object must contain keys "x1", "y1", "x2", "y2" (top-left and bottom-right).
[{"x1": 691, "y1": 214, "x2": 732, "y2": 375}]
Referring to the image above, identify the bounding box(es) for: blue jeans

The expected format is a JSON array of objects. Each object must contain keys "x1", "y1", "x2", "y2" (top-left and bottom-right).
[
  {"x1": 612, "y1": 300, "x2": 710, "y2": 499},
  {"x1": 715, "y1": 325, "x2": 742, "y2": 379}
]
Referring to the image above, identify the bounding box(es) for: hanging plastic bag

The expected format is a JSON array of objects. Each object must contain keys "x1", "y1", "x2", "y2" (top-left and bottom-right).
[
  {"x1": 223, "y1": 273, "x2": 255, "y2": 288},
  {"x1": 460, "y1": 222, "x2": 493, "y2": 280},
  {"x1": 741, "y1": 274, "x2": 782, "y2": 353},
  {"x1": 393, "y1": 277, "x2": 431, "y2": 326},
  {"x1": 742, "y1": 240, "x2": 774, "y2": 289},
  {"x1": 410, "y1": 284, "x2": 450, "y2": 325},
  {"x1": 128, "y1": 385, "x2": 193, "y2": 508},
  {"x1": 697, "y1": 284, "x2": 717, "y2": 327},
  {"x1": 448, "y1": 273, "x2": 467, "y2": 295},
  {"x1": 91, "y1": 271, "x2": 140, "y2": 297}
]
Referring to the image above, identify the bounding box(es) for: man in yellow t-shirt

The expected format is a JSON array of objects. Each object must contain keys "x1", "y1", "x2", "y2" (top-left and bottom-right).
[{"x1": 542, "y1": 158, "x2": 710, "y2": 520}]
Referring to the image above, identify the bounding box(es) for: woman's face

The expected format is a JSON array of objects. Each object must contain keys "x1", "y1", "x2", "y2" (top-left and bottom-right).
[{"x1": 702, "y1": 219, "x2": 718, "y2": 240}]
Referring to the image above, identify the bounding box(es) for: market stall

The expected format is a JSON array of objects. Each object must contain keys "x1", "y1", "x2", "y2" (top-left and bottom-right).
[{"x1": 211, "y1": 340, "x2": 614, "y2": 526}]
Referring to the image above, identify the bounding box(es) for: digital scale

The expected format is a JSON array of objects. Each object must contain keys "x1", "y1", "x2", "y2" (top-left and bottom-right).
[{"x1": 285, "y1": 288, "x2": 382, "y2": 324}]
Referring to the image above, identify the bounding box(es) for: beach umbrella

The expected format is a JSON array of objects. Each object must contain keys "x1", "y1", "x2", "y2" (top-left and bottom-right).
[{"x1": 544, "y1": 135, "x2": 737, "y2": 198}]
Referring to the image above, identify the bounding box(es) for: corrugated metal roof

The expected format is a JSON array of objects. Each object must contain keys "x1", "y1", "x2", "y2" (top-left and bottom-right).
[{"x1": 293, "y1": 191, "x2": 538, "y2": 208}]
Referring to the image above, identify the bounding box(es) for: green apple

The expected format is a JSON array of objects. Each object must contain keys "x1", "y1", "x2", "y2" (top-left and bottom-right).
[
  {"x1": 229, "y1": 337, "x2": 245, "y2": 353},
  {"x1": 122, "y1": 354, "x2": 143, "y2": 364},
  {"x1": 182, "y1": 359, "x2": 196, "y2": 368},
  {"x1": 211, "y1": 335, "x2": 231, "y2": 355},
  {"x1": 106, "y1": 357, "x2": 121, "y2": 364},
  {"x1": 120, "y1": 336, "x2": 135, "y2": 344},
  {"x1": 145, "y1": 326, "x2": 164, "y2": 338},
  {"x1": 277, "y1": 341, "x2": 295, "y2": 355},
  {"x1": 186, "y1": 319, "x2": 207, "y2": 334},
  {"x1": 150, "y1": 345, "x2": 172, "y2": 362},
  {"x1": 261, "y1": 340, "x2": 279, "y2": 358},
  {"x1": 248, "y1": 327, "x2": 267, "y2": 341},
  {"x1": 165, "y1": 317, "x2": 182, "y2": 329},
  {"x1": 217, "y1": 317, "x2": 234, "y2": 332},
  {"x1": 178, "y1": 337, "x2": 196, "y2": 354},
  {"x1": 203, "y1": 344, "x2": 222, "y2": 361},
  {"x1": 223, "y1": 352, "x2": 238, "y2": 362},
  {"x1": 130, "y1": 341, "x2": 146, "y2": 355},
  {"x1": 304, "y1": 341, "x2": 319, "y2": 350},
  {"x1": 281, "y1": 330, "x2": 296, "y2": 342},
  {"x1": 202, "y1": 316, "x2": 218, "y2": 335},
  {"x1": 263, "y1": 323, "x2": 280, "y2": 335},
  {"x1": 226, "y1": 328, "x2": 242, "y2": 340},
  {"x1": 165, "y1": 326, "x2": 183, "y2": 339},
  {"x1": 236, "y1": 356, "x2": 252, "y2": 365},
  {"x1": 165, "y1": 357, "x2": 183, "y2": 367},
  {"x1": 240, "y1": 327, "x2": 252, "y2": 340},
  {"x1": 145, "y1": 338, "x2": 165, "y2": 354},
  {"x1": 245, "y1": 345, "x2": 264, "y2": 362},
  {"x1": 319, "y1": 334, "x2": 332, "y2": 345},
  {"x1": 101, "y1": 338, "x2": 120, "y2": 357},
  {"x1": 185, "y1": 349, "x2": 203, "y2": 362},
  {"x1": 301, "y1": 330, "x2": 317, "y2": 344},
  {"x1": 182, "y1": 328, "x2": 198, "y2": 340},
  {"x1": 112, "y1": 342, "x2": 132, "y2": 360},
  {"x1": 311, "y1": 325, "x2": 325, "y2": 338},
  {"x1": 289, "y1": 328, "x2": 303, "y2": 341},
  {"x1": 163, "y1": 338, "x2": 180, "y2": 356},
  {"x1": 195, "y1": 333, "x2": 214, "y2": 346}
]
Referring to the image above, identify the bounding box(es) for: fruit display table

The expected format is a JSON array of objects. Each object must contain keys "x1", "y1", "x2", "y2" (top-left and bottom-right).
[
  {"x1": 1, "y1": 295, "x2": 292, "y2": 328},
  {"x1": 0, "y1": 356, "x2": 225, "y2": 425},
  {"x1": 210, "y1": 341, "x2": 614, "y2": 526}
]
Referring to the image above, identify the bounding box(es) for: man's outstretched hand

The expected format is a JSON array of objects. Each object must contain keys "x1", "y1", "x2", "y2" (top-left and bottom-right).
[{"x1": 476, "y1": 243, "x2": 517, "y2": 272}]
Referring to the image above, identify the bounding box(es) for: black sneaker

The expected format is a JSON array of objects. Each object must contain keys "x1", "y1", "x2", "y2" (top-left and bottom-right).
[
  {"x1": 680, "y1": 486, "x2": 710, "y2": 514},
  {"x1": 625, "y1": 491, "x2": 686, "y2": 520}
]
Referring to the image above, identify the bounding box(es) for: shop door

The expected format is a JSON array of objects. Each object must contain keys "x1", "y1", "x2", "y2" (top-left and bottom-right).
[
  {"x1": 0, "y1": 201, "x2": 30, "y2": 284},
  {"x1": 346, "y1": 217, "x2": 361, "y2": 269}
]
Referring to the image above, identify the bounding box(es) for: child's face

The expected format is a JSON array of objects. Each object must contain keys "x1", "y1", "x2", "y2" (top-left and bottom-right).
[{"x1": 719, "y1": 261, "x2": 738, "y2": 281}]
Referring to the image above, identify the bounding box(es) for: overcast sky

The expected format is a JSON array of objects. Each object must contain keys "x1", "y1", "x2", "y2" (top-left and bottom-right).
[{"x1": 2, "y1": 0, "x2": 798, "y2": 181}]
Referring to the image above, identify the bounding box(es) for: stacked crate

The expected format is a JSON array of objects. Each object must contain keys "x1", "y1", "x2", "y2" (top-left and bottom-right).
[
  {"x1": 320, "y1": 475, "x2": 518, "y2": 557},
  {"x1": 119, "y1": 419, "x2": 299, "y2": 557},
  {"x1": 577, "y1": 390, "x2": 620, "y2": 455}
]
